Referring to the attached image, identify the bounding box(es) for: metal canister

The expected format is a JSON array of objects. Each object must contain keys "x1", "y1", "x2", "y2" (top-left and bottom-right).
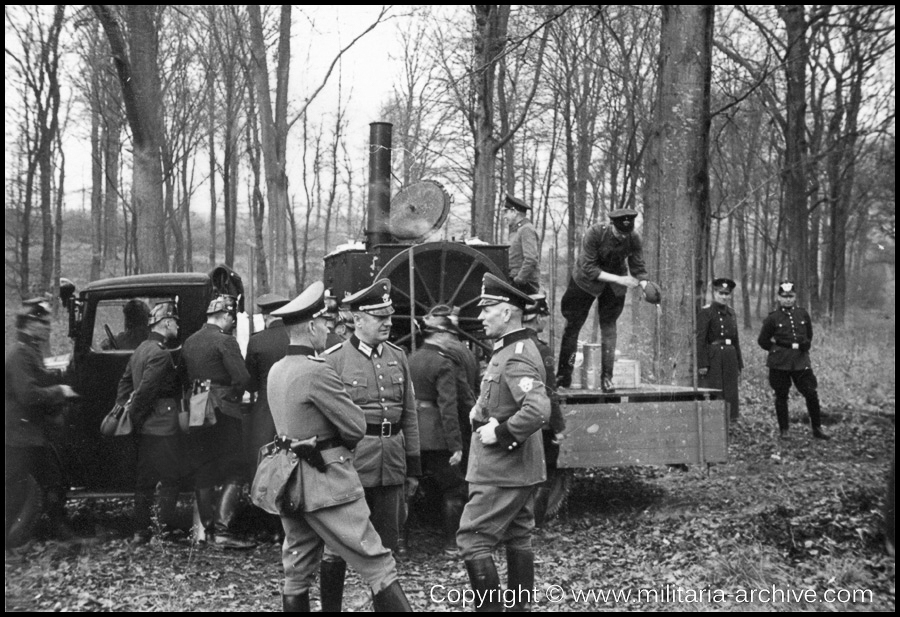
[
  {"x1": 570, "y1": 348, "x2": 584, "y2": 389},
  {"x1": 582, "y1": 343, "x2": 601, "y2": 390}
]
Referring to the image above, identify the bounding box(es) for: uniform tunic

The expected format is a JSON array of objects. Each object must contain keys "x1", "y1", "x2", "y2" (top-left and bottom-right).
[
  {"x1": 457, "y1": 329, "x2": 550, "y2": 560},
  {"x1": 757, "y1": 305, "x2": 823, "y2": 431},
  {"x1": 245, "y1": 319, "x2": 289, "y2": 456},
  {"x1": 528, "y1": 332, "x2": 565, "y2": 470},
  {"x1": 267, "y1": 345, "x2": 396, "y2": 596},
  {"x1": 182, "y1": 323, "x2": 251, "y2": 486},
  {"x1": 508, "y1": 218, "x2": 540, "y2": 293},
  {"x1": 696, "y1": 302, "x2": 744, "y2": 421},
  {"x1": 323, "y1": 335, "x2": 421, "y2": 552}
]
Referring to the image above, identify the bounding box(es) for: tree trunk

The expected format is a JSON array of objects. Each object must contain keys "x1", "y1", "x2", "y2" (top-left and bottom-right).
[{"x1": 640, "y1": 5, "x2": 713, "y2": 385}]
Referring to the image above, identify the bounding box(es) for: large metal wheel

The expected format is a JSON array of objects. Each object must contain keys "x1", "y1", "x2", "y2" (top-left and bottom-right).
[
  {"x1": 534, "y1": 469, "x2": 572, "y2": 526},
  {"x1": 375, "y1": 241, "x2": 506, "y2": 352}
]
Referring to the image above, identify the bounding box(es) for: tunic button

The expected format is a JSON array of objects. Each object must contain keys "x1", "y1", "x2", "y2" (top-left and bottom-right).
[
  {"x1": 353, "y1": 380, "x2": 357, "y2": 385},
  {"x1": 380, "y1": 386, "x2": 385, "y2": 391},
  {"x1": 379, "y1": 375, "x2": 384, "y2": 379}
]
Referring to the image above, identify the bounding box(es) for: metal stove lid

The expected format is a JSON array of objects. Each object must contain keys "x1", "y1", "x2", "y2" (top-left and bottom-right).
[{"x1": 389, "y1": 180, "x2": 450, "y2": 241}]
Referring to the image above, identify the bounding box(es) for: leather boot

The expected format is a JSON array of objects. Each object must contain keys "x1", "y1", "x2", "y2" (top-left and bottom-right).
[
  {"x1": 282, "y1": 592, "x2": 310, "y2": 612},
  {"x1": 506, "y1": 547, "x2": 535, "y2": 612},
  {"x1": 320, "y1": 559, "x2": 346, "y2": 612},
  {"x1": 157, "y1": 486, "x2": 180, "y2": 531},
  {"x1": 464, "y1": 557, "x2": 503, "y2": 612},
  {"x1": 372, "y1": 580, "x2": 412, "y2": 612},
  {"x1": 194, "y1": 487, "x2": 217, "y2": 543},
  {"x1": 600, "y1": 322, "x2": 617, "y2": 393},
  {"x1": 812, "y1": 426, "x2": 831, "y2": 440},
  {"x1": 133, "y1": 490, "x2": 154, "y2": 543},
  {"x1": 213, "y1": 484, "x2": 256, "y2": 550},
  {"x1": 441, "y1": 495, "x2": 464, "y2": 554},
  {"x1": 45, "y1": 488, "x2": 76, "y2": 541}
]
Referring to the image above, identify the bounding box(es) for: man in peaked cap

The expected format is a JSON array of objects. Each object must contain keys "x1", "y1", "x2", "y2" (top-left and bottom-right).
[
  {"x1": 182, "y1": 294, "x2": 255, "y2": 549},
  {"x1": 758, "y1": 280, "x2": 829, "y2": 441},
  {"x1": 244, "y1": 293, "x2": 291, "y2": 540},
  {"x1": 408, "y1": 305, "x2": 468, "y2": 554},
  {"x1": 504, "y1": 195, "x2": 541, "y2": 294},
  {"x1": 115, "y1": 301, "x2": 184, "y2": 544},
  {"x1": 697, "y1": 278, "x2": 744, "y2": 424},
  {"x1": 557, "y1": 208, "x2": 654, "y2": 393},
  {"x1": 264, "y1": 282, "x2": 412, "y2": 612},
  {"x1": 319, "y1": 278, "x2": 420, "y2": 612},
  {"x1": 6, "y1": 298, "x2": 80, "y2": 544},
  {"x1": 456, "y1": 273, "x2": 550, "y2": 611}
]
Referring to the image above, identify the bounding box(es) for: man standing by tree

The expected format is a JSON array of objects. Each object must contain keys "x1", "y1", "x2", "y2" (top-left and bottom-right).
[
  {"x1": 457, "y1": 274, "x2": 549, "y2": 612},
  {"x1": 320, "y1": 279, "x2": 420, "y2": 612},
  {"x1": 757, "y1": 280, "x2": 830, "y2": 441},
  {"x1": 697, "y1": 278, "x2": 744, "y2": 423},
  {"x1": 505, "y1": 195, "x2": 541, "y2": 294},
  {"x1": 557, "y1": 209, "x2": 653, "y2": 393}
]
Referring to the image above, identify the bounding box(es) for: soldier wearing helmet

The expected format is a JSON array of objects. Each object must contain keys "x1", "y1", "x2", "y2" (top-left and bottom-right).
[
  {"x1": 182, "y1": 294, "x2": 255, "y2": 549},
  {"x1": 115, "y1": 301, "x2": 185, "y2": 543}
]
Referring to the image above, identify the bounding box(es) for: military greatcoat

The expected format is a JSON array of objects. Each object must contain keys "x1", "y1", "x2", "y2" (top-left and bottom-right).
[
  {"x1": 245, "y1": 319, "x2": 289, "y2": 454},
  {"x1": 696, "y1": 302, "x2": 744, "y2": 421}
]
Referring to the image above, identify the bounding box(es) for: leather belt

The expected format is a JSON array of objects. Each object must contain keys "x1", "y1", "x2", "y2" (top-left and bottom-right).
[
  {"x1": 273, "y1": 435, "x2": 343, "y2": 453},
  {"x1": 367, "y1": 421, "x2": 401, "y2": 437},
  {"x1": 710, "y1": 339, "x2": 733, "y2": 346}
]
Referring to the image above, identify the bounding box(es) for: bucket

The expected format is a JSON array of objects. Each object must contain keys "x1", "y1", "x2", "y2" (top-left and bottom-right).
[{"x1": 582, "y1": 343, "x2": 601, "y2": 390}]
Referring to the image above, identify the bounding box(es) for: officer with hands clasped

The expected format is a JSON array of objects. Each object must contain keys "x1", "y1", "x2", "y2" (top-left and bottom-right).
[
  {"x1": 265, "y1": 282, "x2": 411, "y2": 612},
  {"x1": 696, "y1": 278, "x2": 744, "y2": 423},
  {"x1": 320, "y1": 278, "x2": 421, "y2": 612},
  {"x1": 757, "y1": 280, "x2": 829, "y2": 441},
  {"x1": 457, "y1": 274, "x2": 551, "y2": 612}
]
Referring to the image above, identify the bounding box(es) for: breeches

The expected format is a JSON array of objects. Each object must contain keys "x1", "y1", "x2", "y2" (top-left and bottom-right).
[{"x1": 456, "y1": 483, "x2": 537, "y2": 560}]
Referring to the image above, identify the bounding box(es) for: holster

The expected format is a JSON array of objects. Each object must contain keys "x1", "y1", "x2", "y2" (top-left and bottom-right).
[{"x1": 275, "y1": 435, "x2": 327, "y2": 473}]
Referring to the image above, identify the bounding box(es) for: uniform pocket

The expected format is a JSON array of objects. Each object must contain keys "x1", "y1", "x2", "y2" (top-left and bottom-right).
[
  {"x1": 302, "y1": 447, "x2": 364, "y2": 512},
  {"x1": 342, "y1": 377, "x2": 369, "y2": 404},
  {"x1": 482, "y1": 373, "x2": 501, "y2": 410}
]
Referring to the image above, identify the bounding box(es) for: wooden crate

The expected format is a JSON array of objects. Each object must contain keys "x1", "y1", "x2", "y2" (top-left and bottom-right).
[
  {"x1": 612, "y1": 359, "x2": 640, "y2": 388},
  {"x1": 558, "y1": 388, "x2": 726, "y2": 467}
]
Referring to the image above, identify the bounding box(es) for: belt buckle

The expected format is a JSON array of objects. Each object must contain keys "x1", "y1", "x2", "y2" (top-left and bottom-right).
[
  {"x1": 725, "y1": 339, "x2": 732, "y2": 345},
  {"x1": 381, "y1": 419, "x2": 392, "y2": 437}
]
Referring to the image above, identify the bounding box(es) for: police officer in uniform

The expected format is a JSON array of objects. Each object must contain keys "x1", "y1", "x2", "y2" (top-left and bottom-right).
[
  {"x1": 409, "y1": 309, "x2": 467, "y2": 553},
  {"x1": 5, "y1": 298, "x2": 79, "y2": 544},
  {"x1": 557, "y1": 209, "x2": 651, "y2": 392},
  {"x1": 182, "y1": 294, "x2": 255, "y2": 549},
  {"x1": 457, "y1": 274, "x2": 550, "y2": 612},
  {"x1": 115, "y1": 301, "x2": 184, "y2": 543},
  {"x1": 320, "y1": 279, "x2": 421, "y2": 612},
  {"x1": 696, "y1": 278, "x2": 744, "y2": 423},
  {"x1": 757, "y1": 280, "x2": 830, "y2": 440},
  {"x1": 267, "y1": 282, "x2": 412, "y2": 612},
  {"x1": 505, "y1": 195, "x2": 541, "y2": 294}
]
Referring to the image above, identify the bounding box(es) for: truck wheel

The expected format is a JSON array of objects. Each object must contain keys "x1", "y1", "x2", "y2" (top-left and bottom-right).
[
  {"x1": 535, "y1": 469, "x2": 572, "y2": 526},
  {"x1": 5, "y1": 474, "x2": 44, "y2": 548}
]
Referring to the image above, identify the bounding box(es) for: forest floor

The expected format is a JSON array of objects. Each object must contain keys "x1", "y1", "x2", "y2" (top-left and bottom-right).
[{"x1": 5, "y1": 314, "x2": 896, "y2": 612}]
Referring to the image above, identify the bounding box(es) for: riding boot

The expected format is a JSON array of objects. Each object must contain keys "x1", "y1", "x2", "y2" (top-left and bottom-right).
[
  {"x1": 194, "y1": 487, "x2": 217, "y2": 542},
  {"x1": 599, "y1": 323, "x2": 617, "y2": 393},
  {"x1": 774, "y1": 397, "x2": 790, "y2": 434},
  {"x1": 45, "y1": 488, "x2": 76, "y2": 541},
  {"x1": 441, "y1": 495, "x2": 464, "y2": 553},
  {"x1": 213, "y1": 484, "x2": 256, "y2": 549},
  {"x1": 157, "y1": 485, "x2": 181, "y2": 532},
  {"x1": 282, "y1": 592, "x2": 310, "y2": 612},
  {"x1": 320, "y1": 559, "x2": 346, "y2": 612},
  {"x1": 372, "y1": 580, "x2": 412, "y2": 612},
  {"x1": 506, "y1": 547, "x2": 535, "y2": 612},
  {"x1": 464, "y1": 556, "x2": 503, "y2": 612},
  {"x1": 133, "y1": 490, "x2": 154, "y2": 542}
]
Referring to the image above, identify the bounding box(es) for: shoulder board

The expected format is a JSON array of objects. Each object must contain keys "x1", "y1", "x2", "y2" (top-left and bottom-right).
[
  {"x1": 702, "y1": 304, "x2": 711, "y2": 309},
  {"x1": 307, "y1": 355, "x2": 325, "y2": 362},
  {"x1": 323, "y1": 343, "x2": 343, "y2": 355},
  {"x1": 515, "y1": 341, "x2": 525, "y2": 354},
  {"x1": 384, "y1": 341, "x2": 403, "y2": 352},
  {"x1": 436, "y1": 349, "x2": 449, "y2": 359}
]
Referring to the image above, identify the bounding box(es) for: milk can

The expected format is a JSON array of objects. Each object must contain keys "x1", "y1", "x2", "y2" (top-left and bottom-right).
[{"x1": 582, "y1": 343, "x2": 601, "y2": 390}]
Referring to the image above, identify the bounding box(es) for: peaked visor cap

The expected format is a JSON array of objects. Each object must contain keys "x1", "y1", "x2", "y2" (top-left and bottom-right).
[
  {"x1": 523, "y1": 293, "x2": 549, "y2": 318},
  {"x1": 777, "y1": 280, "x2": 796, "y2": 296},
  {"x1": 712, "y1": 278, "x2": 736, "y2": 294},
  {"x1": 206, "y1": 294, "x2": 237, "y2": 315},
  {"x1": 256, "y1": 293, "x2": 290, "y2": 313},
  {"x1": 504, "y1": 195, "x2": 531, "y2": 212},
  {"x1": 18, "y1": 297, "x2": 52, "y2": 326},
  {"x1": 272, "y1": 281, "x2": 328, "y2": 326},
  {"x1": 477, "y1": 273, "x2": 534, "y2": 311},
  {"x1": 342, "y1": 278, "x2": 395, "y2": 316}
]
